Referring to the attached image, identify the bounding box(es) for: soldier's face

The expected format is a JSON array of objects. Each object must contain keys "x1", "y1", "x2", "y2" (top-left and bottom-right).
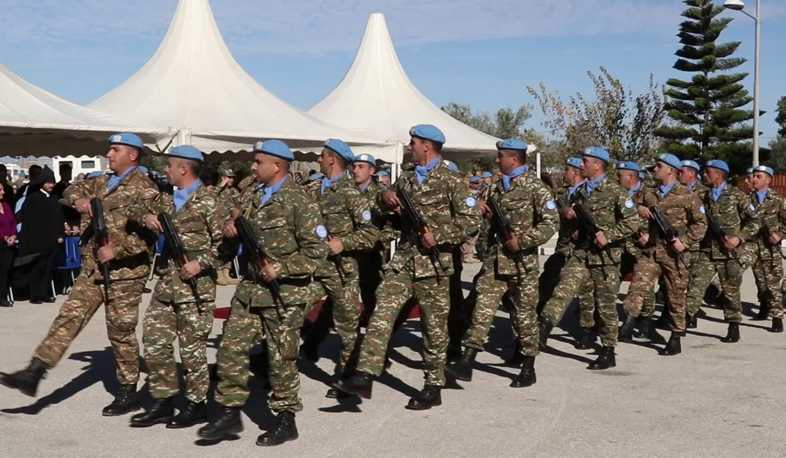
[
  {"x1": 318, "y1": 149, "x2": 334, "y2": 175},
  {"x1": 752, "y1": 172, "x2": 771, "y2": 191},
  {"x1": 581, "y1": 157, "x2": 604, "y2": 179},
  {"x1": 352, "y1": 162, "x2": 373, "y2": 185},
  {"x1": 379, "y1": 175, "x2": 390, "y2": 186},
  {"x1": 469, "y1": 181, "x2": 480, "y2": 190},
  {"x1": 653, "y1": 162, "x2": 672, "y2": 182},
  {"x1": 106, "y1": 145, "x2": 139, "y2": 174},
  {"x1": 408, "y1": 138, "x2": 428, "y2": 163},
  {"x1": 617, "y1": 170, "x2": 636, "y2": 189},
  {"x1": 678, "y1": 167, "x2": 696, "y2": 185},
  {"x1": 702, "y1": 168, "x2": 724, "y2": 185},
  {"x1": 496, "y1": 150, "x2": 520, "y2": 175},
  {"x1": 252, "y1": 153, "x2": 280, "y2": 185}
]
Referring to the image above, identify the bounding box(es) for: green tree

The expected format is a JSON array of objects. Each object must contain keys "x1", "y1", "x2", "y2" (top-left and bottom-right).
[
  {"x1": 766, "y1": 137, "x2": 786, "y2": 173},
  {"x1": 776, "y1": 96, "x2": 786, "y2": 138},
  {"x1": 655, "y1": 0, "x2": 755, "y2": 174}
]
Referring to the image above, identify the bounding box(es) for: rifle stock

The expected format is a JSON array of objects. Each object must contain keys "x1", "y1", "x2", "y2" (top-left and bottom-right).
[
  {"x1": 235, "y1": 216, "x2": 284, "y2": 306},
  {"x1": 488, "y1": 197, "x2": 526, "y2": 266},
  {"x1": 90, "y1": 198, "x2": 111, "y2": 297},
  {"x1": 705, "y1": 212, "x2": 743, "y2": 265},
  {"x1": 158, "y1": 213, "x2": 204, "y2": 306},
  {"x1": 649, "y1": 206, "x2": 688, "y2": 270},
  {"x1": 397, "y1": 189, "x2": 447, "y2": 273}
]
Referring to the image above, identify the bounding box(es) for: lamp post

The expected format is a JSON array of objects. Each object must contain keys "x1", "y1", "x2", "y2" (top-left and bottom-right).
[{"x1": 723, "y1": 0, "x2": 761, "y2": 167}]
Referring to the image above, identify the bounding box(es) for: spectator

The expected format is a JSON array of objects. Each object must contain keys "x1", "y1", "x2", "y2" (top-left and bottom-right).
[
  {"x1": 0, "y1": 164, "x2": 15, "y2": 207},
  {"x1": 16, "y1": 164, "x2": 42, "y2": 199},
  {"x1": 18, "y1": 166, "x2": 64, "y2": 304},
  {"x1": 0, "y1": 184, "x2": 16, "y2": 307},
  {"x1": 53, "y1": 163, "x2": 72, "y2": 198},
  {"x1": 53, "y1": 164, "x2": 81, "y2": 233}
]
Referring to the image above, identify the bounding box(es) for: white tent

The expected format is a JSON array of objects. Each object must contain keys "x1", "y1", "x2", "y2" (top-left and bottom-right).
[
  {"x1": 0, "y1": 62, "x2": 167, "y2": 157},
  {"x1": 309, "y1": 13, "x2": 535, "y2": 161},
  {"x1": 88, "y1": 0, "x2": 396, "y2": 160}
]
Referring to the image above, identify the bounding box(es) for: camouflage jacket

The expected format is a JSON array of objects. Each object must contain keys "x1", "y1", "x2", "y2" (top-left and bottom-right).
[
  {"x1": 554, "y1": 183, "x2": 582, "y2": 256},
  {"x1": 61, "y1": 167, "x2": 158, "y2": 282},
  {"x1": 484, "y1": 173, "x2": 558, "y2": 276},
  {"x1": 135, "y1": 183, "x2": 228, "y2": 305},
  {"x1": 227, "y1": 175, "x2": 258, "y2": 211},
  {"x1": 567, "y1": 175, "x2": 642, "y2": 266},
  {"x1": 214, "y1": 184, "x2": 240, "y2": 210},
  {"x1": 383, "y1": 160, "x2": 482, "y2": 278},
  {"x1": 746, "y1": 189, "x2": 786, "y2": 259},
  {"x1": 306, "y1": 173, "x2": 379, "y2": 278},
  {"x1": 638, "y1": 181, "x2": 707, "y2": 257},
  {"x1": 626, "y1": 183, "x2": 651, "y2": 258},
  {"x1": 362, "y1": 180, "x2": 398, "y2": 245},
  {"x1": 233, "y1": 178, "x2": 328, "y2": 308},
  {"x1": 700, "y1": 183, "x2": 761, "y2": 260}
]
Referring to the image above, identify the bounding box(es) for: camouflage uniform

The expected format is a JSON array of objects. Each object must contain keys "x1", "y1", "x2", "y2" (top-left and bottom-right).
[
  {"x1": 357, "y1": 180, "x2": 386, "y2": 316},
  {"x1": 134, "y1": 183, "x2": 227, "y2": 403},
  {"x1": 622, "y1": 182, "x2": 707, "y2": 332},
  {"x1": 33, "y1": 168, "x2": 158, "y2": 385},
  {"x1": 305, "y1": 174, "x2": 379, "y2": 373},
  {"x1": 462, "y1": 173, "x2": 558, "y2": 356},
  {"x1": 745, "y1": 190, "x2": 786, "y2": 319},
  {"x1": 541, "y1": 175, "x2": 641, "y2": 347},
  {"x1": 620, "y1": 183, "x2": 657, "y2": 318},
  {"x1": 356, "y1": 161, "x2": 481, "y2": 386},
  {"x1": 685, "y1": 183, "x2": 760, "y2": 322},
  {"x1": 215, "y1": 178, "x2": 328, "y2": 413}
]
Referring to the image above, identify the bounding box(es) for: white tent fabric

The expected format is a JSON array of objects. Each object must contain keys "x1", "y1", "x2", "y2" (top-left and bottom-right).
[
  {"x1": 88, "y1": 0, "x2": 397, "y2": 160},
  {"x1": 0, "y1": 62, "x2": 167, "y2": 157},
  {"x1": 309, "y1": 13, "x2": 534, "y2": 159}
]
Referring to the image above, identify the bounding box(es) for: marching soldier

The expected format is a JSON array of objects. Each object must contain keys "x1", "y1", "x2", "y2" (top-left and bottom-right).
[
  {"x1": 128, "y1": 146, "x2": 227, "y2": 428},
  {"x1": 685, "y1": 160, "x2": 760, "y2": 342},
  {"x1": 376, "y1": 170, "x2": 391, "y2": 189},
  {"x1": 0, "y1": 133, "x2": 158, "y2": 415},
  {"x1": 198, "y1": 140, "x2": 327, "y2": 446},
  {"x1": 445, "y1": 139, "x2": 558, "y2": 387},
  {"x1": 333, "y1": 125, "x2": 481, "y2": 409},
  {"x1": 539, "y1": 147, "x2": 641, "y2": 369},
  {"x1": 619, "y1": 154, "x2": 706, "y2": 354},
  {"x1": 353, "y1": 154, "x2": 386, "y2": 317},
  {"x1": 214, "y1": 168, "x2": 241, "y2": 286}
]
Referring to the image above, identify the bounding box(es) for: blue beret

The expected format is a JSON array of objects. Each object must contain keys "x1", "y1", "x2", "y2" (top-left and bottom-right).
[
  {"x1": 681, "y1": 160, "x2": 700, "y2": 172},
  {"x1": 656, "y1": 153, "x2": 681, "y2": 171},
  {"x1": 746, "y1": 168, "x2": 754, "y2": 174},
  {"x1": 254, "y1": 140, "x2": 294, "y2": 161},
  {"x1": 376, "y1": 170, "x2": 390, "y2": 177},
  {"x1": 469, "y1": 176, "x2": 480, "y2": 183},
  {"x1": 324, "y1": 139, "x2": 355, "y2": 163},
  {"x1": 582, "y1": 147, "x2": 610, "y2": 163},
  {"x1": 639, "y1": 172, "x2": 646, "y2": 180},
  {"x1": 753, "y1": 165, "x2": 774, "y2": 177},
  {"x1": 354, "y1": 154, "x2": 376, "y2": 165},
  {"x1": 481, "y1": 171, "x2": 493, "y2": 179},
  {"x1": 705, "y1": 160, "x2": 729, "y2": 174},
  {"x1": 108, "y1": 133, "x2": 144, "y2": 150},
  {"x1": 443, "y1": 160, "x2": 460, "y2": 173},
  {"x1": 566, "y1": 157, "x2": 583, "y2": 169},
  {"x1": 496, "y1": 139, "x2": 529, "y2": 152},
  {"x1": 409, "y1": 124, "x2": 446, "y2": 144},
  {"x1": 310, "y1": 172, "x2": 324, "y2": 180},
  {"x1": 616, "y1": 162, "x2": 641, "y2": 173},
  {"x1": 168, "y1": 145, "x2": 204, "y2": 163},
  {"x1": 86, "y1": 171, "x2": 103, "y2": 179}
]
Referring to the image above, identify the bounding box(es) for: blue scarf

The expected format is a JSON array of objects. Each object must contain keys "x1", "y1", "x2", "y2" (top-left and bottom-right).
[
  {"x1": 568, "y1": 181, "x2": 584, "y2": 199},
  {"x1": 261, "y1": 176, "x2": 288, "y2": 206},
  {"x1": 107, "y1": 166, "x2": 137, "y2": 192},
  {"x1": 585, "y1": 174, "x2": 606, "y2": 197},
  {"x1": 687, "y1": 180, "x2": 697, "y2": 190},
  {"x1": 360, "y1": 180, "x2": 372, "y2": 192},
  {"x1": 501, "y1": 166, "x2": 528, "y2": 192},
  {"x1": 755, "y1": 190, "x2": 769, "y2": 205},
  {"x1": 628, "y1": 181, "x2": 642, "y2": 197},
  {"x1": 414, "y1": 157, "x2": 442, "y2": 185},
  {"x1": 659, "y1": 181, "x2": 676, "y2": 199},
  {"x1": 711, "y1": 182, "x2": 727, "y2": 202},
  {"x1": 320, "y1": 172, "x2": 344, "y2": 195},
  {"x1": 173, "y1": 180, "x2": 201, "y2": 212}
]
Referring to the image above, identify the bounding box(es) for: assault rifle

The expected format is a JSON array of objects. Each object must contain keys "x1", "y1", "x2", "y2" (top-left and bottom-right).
[
  {"x1": 649, "y1": 206, "x2": 688, "y2": 270},
  {"x1": 158, "y1": 213, "x2": 203, "y2": 306},
  {"x1": 573, "y1": 203, "x2": 615, "y2": 266},
  {"x1": 90, "y1": 198, "x2": 111, "y2": 297},
  {"x1": 761, "y1": 225, "x2": 786, "y2": 260},
  {"x1": 397, "y1": 189, "x2": 447, "y2": 273},
  {"x1": 235, "y1": 216, "x2": 284, "y2": 307},
  {"x1": 705, "y1": 212, "x2": 743, "y2": 266},
  {"x1": 488, "y1": 197, "x2": 526, "y2": 266}
]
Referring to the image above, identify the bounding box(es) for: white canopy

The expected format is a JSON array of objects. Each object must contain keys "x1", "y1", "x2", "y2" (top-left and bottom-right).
[
  {"x1": 88, "y1": 0, "x2": 396, "y2": 160},
  {"x1": 0, "y1": 62, "x2": 167, "y2": 157},
  {"x1": 309, "y1": 13, "x2": 530, "y2": 160}
]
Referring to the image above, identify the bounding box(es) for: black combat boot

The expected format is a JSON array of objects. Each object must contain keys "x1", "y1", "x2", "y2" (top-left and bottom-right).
[
  {"x1": 0, "y1": 359, "x2": 48, "y2": 397},
  {"x1": 405, "y1": 385, "x2": 442, "y2": 410},
  {"x1": 538, "y1": 317, "x2": 554, "y2": 350},
  {"x1": 332, "y1": 372, "x2": 373, "y2": 399},
  {"x1": 655, "y1": 310, "x2": 671, "y2": 330},
  {"x1": 720, "y1": 322, "x2": 740, "y2": 343},
  {"x1": 686, "y1": 313, "x2": 698, "y2": 329},
  {"x1": 754, "y1": 298, "x2": 769, "y2": 320},
  {"x1": 574, "y1": 327, "x2": 593, "y2": 350},
  {"x1": 197, "y1": 406, "x2": 243, "y2": 440},
  {"x1": 130, "y1": 397, "x2": 175, "y2": 427},
  {"x1": 619, "y1": 315, "x2": 637, "y2": 342},
  {"x1": 167, "y1": 401, "x2": 207, "y2": 429},
  {"x1": 298, "y1": 339, "x2": 321, "y2": 363},
  {"x1": 510, "y1": 356, "x2": 536, "y2": 388},
  {"x1": 505, "y1": 341, "x2": 525, "y2": 366},
  {"x1": 587, "y1": 346, "x2": 616, "y2": 370},
  {"x1": 102, "y1": 384, "x2": 140, "y2": 416},
  {"x1": 256, "y1": 411, "x2": 298, "y2": 447},
  {"x1": 445, "y1": 347, "x2": 478, "y2": 382},
  {"x1": 659, "y1": 333, "x2": 682, "y2": 356},
  {"x1": 772, "y1": 318, "x2": 784, "y2": 333}
]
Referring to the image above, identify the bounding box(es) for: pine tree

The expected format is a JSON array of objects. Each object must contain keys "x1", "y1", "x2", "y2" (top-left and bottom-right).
[
  {"x1": 655, "y1": 0, "x2": 755, "y2": 174},
  {"x1": 776, "y1": 96, "x2": 786, "y2": 138}
]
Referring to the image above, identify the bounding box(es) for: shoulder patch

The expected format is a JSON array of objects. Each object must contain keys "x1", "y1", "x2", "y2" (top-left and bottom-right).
[
  {"x1": 465, "y1": 196, "x2": 477, "y2": 208},
  {"x1": 624, "y1": 199, "x2": 635, "y2": 209},
  {"x1": 361, "y1": 209, "x2": 372, "y2": 222},
  {"x1": 699, "y1": 205, "x2": 706, "y2": 214},
  {"x1": 315, "y1": 225, "x2": 329, "y2": 239},
  {"x1": 545, "y1": 201, "x2": 557, "y2": 211}
]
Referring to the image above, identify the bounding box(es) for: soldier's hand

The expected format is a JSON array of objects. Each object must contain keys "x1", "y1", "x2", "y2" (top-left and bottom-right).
[
  {"x1": 421, "y1": 231, "x2": 437, "y2": 249},
  {"x1": 638, "y1": 206, "x2": 652, "y2": 220},
  {"x1": 637, "y1": 232, "x2": 649, "y2": 246},
  {"x1": 180, "y1": 260, "x2": 202, "y2": 280},
  {"x1": 505, "y1": 233, "x2": 521, "y2": 253},
  {"x1": 671, "y1": 238, "x2": 686, "y2": 253},
  {"x1": 478, "y1": 202, "x2": 491, "y2": 218},
  {"x1": 768, "y1": 232, "x2": 782, "y2": 245},
  {"x1": 571, "y1": 230, "x2": 579, "y2": 241},
  {"x1": 594, "y1": 231, "x2": 609, "y2": 248},
  {"x1": 259, "y1": 263, "x2": 278, "y2": 282},
  {"x1": 224, "y1": 220, "x2": 238, "y2": 238},
  {"x1": 562, "y1": 208, "x2": 576, "y2": 220},
  {"x1": 328, "y1": 236, "x2": 344, "y2": 255},
  {"x1": 97, "y1": 244, "x2": 116, "y2": 264},
  {"x1": 724, "y1": 236, "x2": 741, "y2": 250},
  {"x1": 382, "y1": 191, "x2": 402, "y2": 210},
  {"x1": 144, "y1": 214, "x2": 163, "y2": 233},
  {"x1": 75, "y1": 198, "x2": 92, "y2": 216}
]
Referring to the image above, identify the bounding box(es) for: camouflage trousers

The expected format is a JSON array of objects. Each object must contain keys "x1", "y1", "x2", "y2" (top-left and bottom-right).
[
  {"x1": 357, "y1": 267, "x2": 450, "y2": 387},
  {"x1": 686, "y1": 252, "x2": 744, "y2": 322},
  {"x1": 538, "y1": 252, "x2": 597, "y2": 328},
  {"x1": 620, "y1": 250, "x2": 656, "y2": 319},
  {"x1": 463, "y1": 266, "x2": 539, "y2": 357},
  {"x1": 143, "y1": 297, "x2": 214, "y2": 403},
  {"x1": 748, "y1": 247, "x2": 784, "y2": 319},
  {"x1": 33, "y1": 274, "x2": 145, "y2": 385},
  {"x1": 215, "y1": 297, "x2": 304, "y2": 413},
  {"x1": 623, "y1": 251, "x2": 691, "y2": 333},
  {"x1": 542, "y1": 256, "x2": 621, "y2": 347}
]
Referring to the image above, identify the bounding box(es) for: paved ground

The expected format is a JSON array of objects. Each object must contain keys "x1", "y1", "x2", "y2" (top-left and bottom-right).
[{"x1": 1, "y1": 260, "x2": 784, "y2": 458}]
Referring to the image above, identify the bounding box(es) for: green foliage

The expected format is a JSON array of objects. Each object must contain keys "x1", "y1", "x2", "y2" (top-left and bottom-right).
[
  {"x1": 766, "y1": 137, "x2": 786, "y2": 173},
  {"x1": 776, "y1": 96, "x2": 786, "y2": 138}
]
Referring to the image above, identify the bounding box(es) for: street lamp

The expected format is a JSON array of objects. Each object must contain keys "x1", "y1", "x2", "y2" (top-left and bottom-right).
[{"x1": 723, "y1": 0, "x2": 761, "y2": 166}]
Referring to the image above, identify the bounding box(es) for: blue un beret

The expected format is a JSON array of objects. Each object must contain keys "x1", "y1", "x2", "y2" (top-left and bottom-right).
[
  {"x1": 705, "y1": 160, "x2": 729, "y2": 174},
  {"x1": 496, "y1": 139, "x2": 529, "y2": 152},
  {"x1": 616, "y1": 162, "x2": 641, "y2": 173},
  {"x1": 376, "y1": 170, "x2": 390, "y2": 177},
  {"x1": 481, "y1": 171, "x2": 493, "y2": 179},
  {"x1": 443, "y1": 160, "x2": 460, "y2": 173},
  {"x1": 409, "y1": 124, "x2": 446, "y2": 144},
  {"x1": 86, "y1": 171, "x2": 103, "y2": 179},
  {"x1": 656, "y1": 153, "x2": 682, "y2": 171},
  {"x1": 108, "y1": 133, "x2": 144, "y2": 150},
  {"x1": 582, "y1": 147, "x2": 610, "y2": 163},
  {"x1": 254, "y1": 140, "x2": 294, "y2": 161},
  {"x1": 746, "y1": 168, "x2": 754, "y2": 174},
  {"x1": 168, "y1": 145, "x2": 204, "y2": 163},
  {"x1": 469, "y1": 176, "x2": 481, "y2": 184},
  {"x1": 566, "y1": 157, "x2": 583, "y2": 169},
  {"x1": 681, "y1": 160, "x2": 700, "y2": 172},
  {"x1": 354, "y1": 154, "x2": 376, "y2": 166},
  {"x1": 753, "y1": 165, "x2": 774, "y2": 177},
  {"x1": 324, "y1": 139, "x2": 355, "y2": 163}
]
